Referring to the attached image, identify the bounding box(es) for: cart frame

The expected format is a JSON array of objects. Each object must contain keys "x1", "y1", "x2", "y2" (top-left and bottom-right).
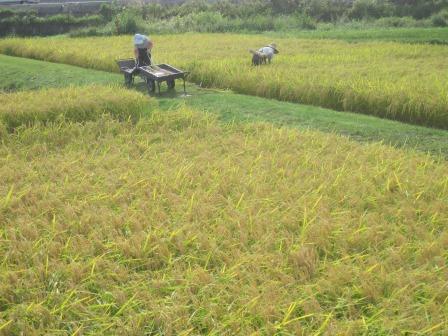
[{"x1": 116, "y1": 58, "x2": 189, "y2": 95}]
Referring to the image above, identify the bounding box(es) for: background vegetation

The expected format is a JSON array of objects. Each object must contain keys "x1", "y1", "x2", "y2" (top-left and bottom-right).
[
  {"x1": 0, "y1": 8, "x2": 102, "y2": 37},
  {"x1": 65, "y1": 0, "x2": 448, "y2": 37},
  {"x1": 2, "y1": 0, "x2": 448, "y2": 37},
  {"x1": 96, "y1": 0, "x2": 448, "y2": 35}
]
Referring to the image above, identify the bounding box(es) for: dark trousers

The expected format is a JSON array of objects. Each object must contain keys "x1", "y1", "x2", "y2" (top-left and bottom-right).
[{"x1": 137, "y1": 48, "x2": 151, "y2": 67}]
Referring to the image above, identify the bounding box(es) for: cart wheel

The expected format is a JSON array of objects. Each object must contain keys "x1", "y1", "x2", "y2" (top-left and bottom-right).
[
  {"x1": 124, "y1": 73, "x2": 133, "y2": 87},
  {"x1": 146, "y1": 79, "x2": 156, "y2": 93},
  {"x1": 167, "y1": 79, "x2": 175, "y2": 90}
]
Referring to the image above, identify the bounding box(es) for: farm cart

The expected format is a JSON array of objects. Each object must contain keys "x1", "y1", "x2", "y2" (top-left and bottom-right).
[{"x1": 116, "y1": 59, "x2": 189, "y2": 95}]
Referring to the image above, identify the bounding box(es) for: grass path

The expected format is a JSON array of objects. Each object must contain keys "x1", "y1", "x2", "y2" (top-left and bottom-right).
[
  {"x1": 160, "y1": 91, "x2": 448, "y2": 157},
  {"x1": 2, "y1": 54, "x2": 447, "y2": 157},
  {"x1": 0, "y1": 53, "x2": 120, "y2": 91}
]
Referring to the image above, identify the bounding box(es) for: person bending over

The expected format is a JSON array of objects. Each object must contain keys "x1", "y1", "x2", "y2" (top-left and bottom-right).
[
  {"x1": 258, "y1": 43, "x2": 279, "y2": 64},
  {"x1": 134, "y1": 34, "x2": 153, "y2": 67}
]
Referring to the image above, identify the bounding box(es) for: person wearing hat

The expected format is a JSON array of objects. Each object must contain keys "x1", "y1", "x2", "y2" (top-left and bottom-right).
[
  {"x1": 258, "y1": 43, "x2": 279, "y2": 64},
  {"x1": 134, "y1": 33, "x2": 153, "y2": 67}
]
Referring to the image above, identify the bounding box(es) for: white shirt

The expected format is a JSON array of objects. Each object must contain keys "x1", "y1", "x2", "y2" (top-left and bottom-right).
[{"x1": 258, "y1": 46, "x2": 275, "y2": 60}]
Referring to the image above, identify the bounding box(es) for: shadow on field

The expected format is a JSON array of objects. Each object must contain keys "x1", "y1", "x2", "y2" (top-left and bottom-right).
[
  {"x1": 131, "y1": 79, "x2": 220, "y2": 111},
  {"x1": 132, "y1": 80, "x2": 194, "y2": 99}
]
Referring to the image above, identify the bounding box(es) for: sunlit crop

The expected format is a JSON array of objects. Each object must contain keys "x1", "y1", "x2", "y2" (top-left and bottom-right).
[
  {"x1": 0, "y1": 85, "x2": 153, "y2": 132},
  {"x1": 0, "y1": 108, "x2": 447, "y2": 335},
  {"x1": 0, "y1": 33, "x2": 447, "y2": 335},
  {"x1": 1, "y1": 34, "x2": 447, "y2": 128}
]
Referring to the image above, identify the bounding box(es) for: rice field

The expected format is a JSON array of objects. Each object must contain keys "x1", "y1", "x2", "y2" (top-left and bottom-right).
[
  {"x1": 0, "y1": 85, "x2": 153, "y2": 133},
  {"x1": 1, "y1": 33, "x2": 448, "y2": 335},
  {"x1": 1, "y1": 34, "x2": 447, "y2": 128},
  {"x1": 1, "y1": 90, "x2": 448, "y2": 334}
]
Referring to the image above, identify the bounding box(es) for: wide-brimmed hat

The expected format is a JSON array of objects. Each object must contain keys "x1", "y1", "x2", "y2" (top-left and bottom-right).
[
  {"x1": 134, "y1": 34, "x2": 150, "y2": 48},
  {"x1": 268, "y1": 43, "x2": 279, "y2": 54}
]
